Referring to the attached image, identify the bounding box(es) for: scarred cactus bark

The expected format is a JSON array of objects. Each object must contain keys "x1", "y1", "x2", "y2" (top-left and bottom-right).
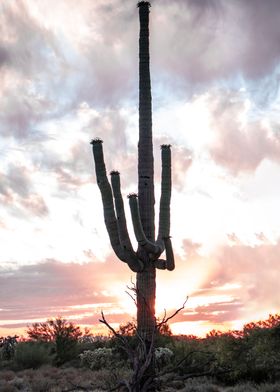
[{"x1": 90, "y1": 2, "x2": 175, "y2": 390}]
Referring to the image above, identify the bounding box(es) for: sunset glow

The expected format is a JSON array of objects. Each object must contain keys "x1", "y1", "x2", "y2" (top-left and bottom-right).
[{"x1": 1, "y1": 0, "x2": 280, "y2": 338}]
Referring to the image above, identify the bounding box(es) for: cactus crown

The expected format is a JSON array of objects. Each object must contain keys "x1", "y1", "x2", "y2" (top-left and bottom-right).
[
  {"x1": 110, "y1": 170, "x2": 120, "y2": 176},
  {"x1": 90, "y1": 138, "x2": 103, "y2": 145},
  {"x1": 161, "y1": 144, "x2": 172, "y2": 149},
  {"x1": 127, "y1": 193, "x2": 138, "y2": 199},
  {"x1": 137, "y1": 1, "x2": 151, "y2": 8}
]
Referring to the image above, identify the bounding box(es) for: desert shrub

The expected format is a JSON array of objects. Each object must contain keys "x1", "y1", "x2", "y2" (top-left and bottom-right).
[
  {"x1": 170, "y1": 337, "x2": 217, "y2": 378},
  {"x1": 27, "y1": 375, "x2": 57, "y2": 392},
  {"x1": 206, "y1": 314, "x2": 280, "y2": 385},
  {"x1": 205, "y1": 323, "x2": 280, "y2": 384},
  {"x1": 0, "y1": 382, "x2": 17, "y2": 392},
  {"x1": 18, "y1": 367, "x2": 67, "y2": 390},
  {"x1": 0, "y1": 370, "x2": 15, "y2": 381},
  {"x1": 27, "y1": 317, "x2": 82, "y2": 365},
  {"x1": 77, "y1": 334, "x2": 109, "y2": 355},
  {"x1": 241, "y1": 327, "x2": 280, "y2": 383},
  {"x1": 80, "y1": 348, "x2": 114, "y2": 370},
  {"x1": 9, "y1": 376, "x2": 26, "y2": 391},
  {"x1": 223, "y1": 382, "x2": 258, "y2": 392},
  {"x1": 14, "y1": 341, "x2": 53, "y2": 369},
  {"x1": 89, "y1": 368, "x2": 132, "y2": 391},
  {"x1": 0, "y1": 336, "x2": 18, "y2": 361},
  {"x1": 183, "y1": 384, "x2": 220, "y2": 392},
  {"x1": 155, "y1": 347, "x2": 174, "y2": 370},
  {"x1": 204, "y1": 332, "x2": 246, "y2": 384},
  {"x1": 171, "y1": 336, "x2": 201, "y2": 359},
  {"x1": 256, "y1": 383, "x2": 280, "y2": 392},
  {"x1": 176, "y1": 377, "x2": 220, "y2": 392}
]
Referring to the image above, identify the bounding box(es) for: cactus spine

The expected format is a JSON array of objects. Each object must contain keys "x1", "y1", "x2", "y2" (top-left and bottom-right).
[{"x1": 91, "y1": 1, "x2": 175, "y2": 388}]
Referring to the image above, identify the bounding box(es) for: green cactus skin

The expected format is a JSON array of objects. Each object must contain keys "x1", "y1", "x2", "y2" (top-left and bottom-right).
[
  {"x1": 90, "y1": 140, "x2": 143, "y2": 273},
  {"x1": 91, "y1": 2, "x2": 175, "y2": 389}
]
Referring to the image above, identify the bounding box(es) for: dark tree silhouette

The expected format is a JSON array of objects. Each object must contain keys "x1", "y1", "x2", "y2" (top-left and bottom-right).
[{"x1": 27, "y1": 317, "x2": 82, "y2": 364}]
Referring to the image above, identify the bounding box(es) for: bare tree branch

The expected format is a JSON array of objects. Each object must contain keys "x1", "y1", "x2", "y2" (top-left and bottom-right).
[{"x1": 157, "y1": 297, "x2": 188, "y2": 331}]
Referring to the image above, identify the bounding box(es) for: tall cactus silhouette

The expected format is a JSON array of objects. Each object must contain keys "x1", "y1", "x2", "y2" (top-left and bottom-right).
[{"x1": 90, "y1": 1, "x2": 175, "y2": 387}]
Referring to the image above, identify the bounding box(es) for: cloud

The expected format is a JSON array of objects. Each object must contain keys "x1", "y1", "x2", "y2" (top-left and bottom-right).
[
  {"x1": 0, "y1": 1, "x2": 67, "y2": 141},
  {"x1": 21, "y1": 194, "x2": 49, "y2": 216},
  {"x1": 182, "y1": 238, "x2": 202, "y2": 257},
  {"x1": 161, "y1": 237, "x2": 280, "y2": 329},
  {"x1": 173, "y1": 299, "x2": 242, "y2": 324},
  {"x1": 0, "y1": 46, "x2": 9, "y2": 67},
  {"x1": 210, "y1": 240, "x2": 280, "y2": 314},
  {"x1": 239, "y1": 0, "x2": 280, "y2": 79},
  {"x1": 0, "y1": 0, "x2": 139, "y2": 127},
  {"x1": 0, "y1": 163, "x2": 49, "y2": 217},
  {"x1": 0, "y1": 256, "x2": 133, "y2": 329},
  {"x1": 205, "y1": 89, "x2": 280, "y2": 174},
  {"x1": 154, "y1": 136, "x2": 193, "y2": 191},
  {"x1": 1, "y1": 239, "x2": 279, "y2": 334},
  {"x1": 151, "y1": 0, "x2": 280, "y2": 89},
  {"x1": 1, "y1": 0, "x2": 280, "y2": 146}
]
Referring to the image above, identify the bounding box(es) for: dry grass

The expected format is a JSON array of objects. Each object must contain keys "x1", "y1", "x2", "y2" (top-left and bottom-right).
[
  {"x1": 0, "y1": 366, "x2": 131, "y2": 391},
  {"x1": 0, "y1": 368, "x2": 280, "y2": 392}
]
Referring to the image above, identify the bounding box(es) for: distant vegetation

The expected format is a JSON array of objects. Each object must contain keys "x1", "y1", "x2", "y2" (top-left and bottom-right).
[{"x1": 0, "y1": 313, "x2": 280, "y2": 391}]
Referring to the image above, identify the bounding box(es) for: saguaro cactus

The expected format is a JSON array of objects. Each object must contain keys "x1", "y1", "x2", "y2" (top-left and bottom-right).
[{"x1": 91, "y1": 1, "x2": 175, "y2": 388}]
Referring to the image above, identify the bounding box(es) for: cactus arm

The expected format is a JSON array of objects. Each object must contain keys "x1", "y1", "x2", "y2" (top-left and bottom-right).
[
  {"x1": 91, "y1": 139, "x2": 143, "y2": 272},
  {"x1": 124, "y1": 250, "x2": 144, "y2": 273},
  {"x1": 128, "y1": 194, "x2": 161, "y2": 255},
  {"x1": 156, "y1": 145, "x2": 172, "y2": 249},
  {"x1": 90, "y1": 139, "x2": 120, "y2": 253},
  {"x1": 164, "y1": 237, "x2": 175, "y2": 271},
  {"x1": 154, "y1": 238, "x2": 175, "y2": 271},
  {"x1": 154, "y1": 259, "x2": 166, "y2": 270},
  {"x1": 110, "y1": 171, "x2": 135, "y2": 252}
]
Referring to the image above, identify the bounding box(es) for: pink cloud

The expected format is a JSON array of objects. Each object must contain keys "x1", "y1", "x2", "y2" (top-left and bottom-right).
[
  {"x1": 0, "y1": 164, "x2": 49, "y2": 217},
  {"x1": 207, "y1": 89, "x2": 280, "y2": 174},
  {"x1": 0, "y1": 255, "x2": 133, "y2": 327},
  {"x1": 182, "y1": 238, "x2": 202, "y2": 257},
  {"x1": 152, "y1": 0, "x2": 280, "y2": 86},
  {"x1": 210, "y1": 240, "x2": 280, "y2": 313},
  {"x1": 1, "y1": 239, "x2": 280, "y2": 335},
  {"x1": 171, "y1": 299, "x2": 242, "y2": 324}
]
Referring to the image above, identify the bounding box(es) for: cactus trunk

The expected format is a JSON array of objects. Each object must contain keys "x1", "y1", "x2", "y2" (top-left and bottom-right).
[
  {"x1": 136, "y1": 2, "x2": 156, "y2": 386},
  {"x1": 137, "y1": 0, "x2": 156, "y2": 335}
]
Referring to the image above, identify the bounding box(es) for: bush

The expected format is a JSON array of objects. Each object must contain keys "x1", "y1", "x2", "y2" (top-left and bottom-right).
[
  {"x1": 155, "y1": 347, "x2": 174, "y2": 370},
  {"x1": 77, "y1": 334, "x2": 109, "y2": 355},
  {"x1": 0, "y1": 336, "x2": 18, "y2": 361},
  {"x1": 14, "y1": 342, "x2": 53, "y2": 369},
  {"x1": 27, "y1": 317, "x2": 83, "y2": 365},
  {"x1": 0, "y1": 382, "x2": 17, "y2": 392},
  {"x1": 80, "y1": 348, "x2": 114, "y2": 370}
]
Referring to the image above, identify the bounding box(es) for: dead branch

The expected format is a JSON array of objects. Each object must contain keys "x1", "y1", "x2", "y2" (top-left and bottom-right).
[
  {"x1": 157, "y1": 297, "x2": 188, "y2": 330},
  {"x1": 99, "y1": 311, "x2": 135, "y2": 365}
]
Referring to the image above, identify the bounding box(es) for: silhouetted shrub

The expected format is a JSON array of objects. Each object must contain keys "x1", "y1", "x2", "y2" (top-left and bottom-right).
[
  {"x1": 27, "y1": 317, "x2": 82, "y2": 365},
  {"x1": 0, "y1": 336, "x2": 18, "y2": 361},
  {"x1": 77, "y1": 334, "x2": 109, "y2": 355},
  {"x1": 14, "y1": 342, "x2": 53, "y2": 369}
]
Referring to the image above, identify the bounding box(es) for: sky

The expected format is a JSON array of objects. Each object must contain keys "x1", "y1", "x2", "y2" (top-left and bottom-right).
[{"x1": 0, "y1": 0, "x2": 280, "y2": 338}]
